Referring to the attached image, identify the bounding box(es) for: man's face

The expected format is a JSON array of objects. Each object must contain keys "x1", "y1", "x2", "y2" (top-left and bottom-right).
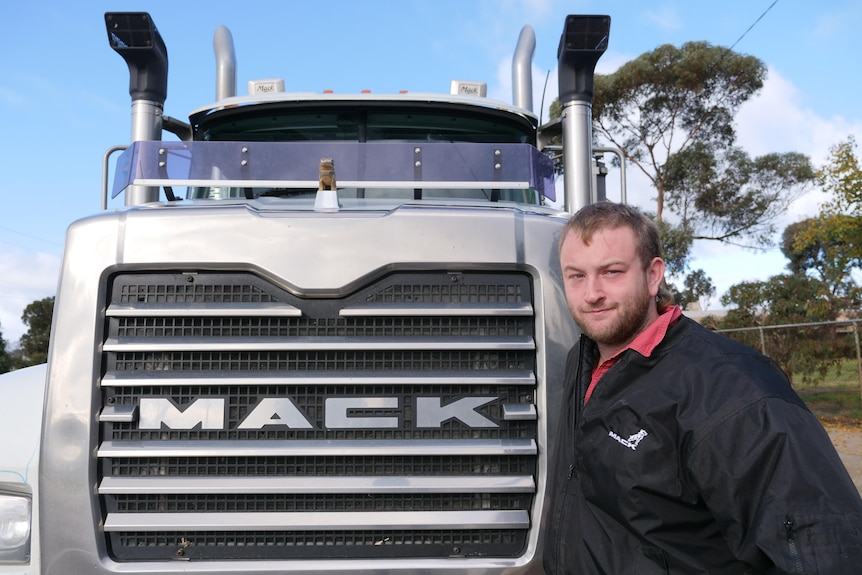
[{"x1": 559, "y1": 225, "x2": 664, "y2": 359}]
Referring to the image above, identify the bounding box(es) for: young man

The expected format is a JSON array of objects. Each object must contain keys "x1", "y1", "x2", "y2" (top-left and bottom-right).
[{"x1": 544, "y1": 202, "x2": 862, "y2": 574}]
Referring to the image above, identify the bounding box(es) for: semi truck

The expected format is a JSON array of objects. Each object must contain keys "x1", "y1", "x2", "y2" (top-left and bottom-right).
[{"x1": 0, "y1": 11, "x2": 615, "y2": 574}]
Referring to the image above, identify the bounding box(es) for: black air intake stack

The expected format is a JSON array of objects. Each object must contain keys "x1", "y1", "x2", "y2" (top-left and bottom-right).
[
  {"x1": 557, "y1": 15, "x2": 610, "y2": 212},
  {"x1": 105, "y1": 12, "x2": 168, "y2": 205}
]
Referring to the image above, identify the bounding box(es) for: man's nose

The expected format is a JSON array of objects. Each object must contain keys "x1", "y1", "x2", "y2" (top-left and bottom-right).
[{"x1": 583, "y1": 276, "x2": 604, "y2": 303}]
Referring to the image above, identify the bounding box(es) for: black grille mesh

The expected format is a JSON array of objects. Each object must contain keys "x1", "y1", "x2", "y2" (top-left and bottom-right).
[
  {"x1": 110, "y1": 493, "x2": 529, "y2": 512},
  {"x1": 107, "y1": 455, "x2": 535, "y2": 477},
  {"x1": 115, "y1": 315, "x2": 528, "y2": 338},
  {"x1": 119, "y1": 281, "x2": 278, "y2": 303},
  {"x1": 111, "y1": 350, "x2": 527, "y2": 372},
  {"x1": 118, "y1": 530, "x2": 525, "y2": 560}
]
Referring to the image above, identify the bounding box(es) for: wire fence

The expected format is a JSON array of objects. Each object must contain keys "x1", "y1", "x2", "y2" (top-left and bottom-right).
[{"x1": 715, "y1": 319, "x2": 862, "y2": 398}]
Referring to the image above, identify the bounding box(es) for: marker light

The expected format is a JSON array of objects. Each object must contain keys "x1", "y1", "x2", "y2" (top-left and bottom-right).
[
  {"x1": 0, "y1": 492, "x2": 31, "y2": 564},
  {"x1": 248, "y1": 79, "x2": 285, "y2": 95},
  {"x1": 450, "y1": 81, "x2": 487, "y2": 97}
]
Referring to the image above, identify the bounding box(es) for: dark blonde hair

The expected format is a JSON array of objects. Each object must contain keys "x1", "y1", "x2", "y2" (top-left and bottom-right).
[{"x1": 559, "y1": 201, "x2": 675, "y2": 313}]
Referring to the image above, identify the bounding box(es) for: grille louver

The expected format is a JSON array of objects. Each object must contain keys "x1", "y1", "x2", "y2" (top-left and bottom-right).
[{"x1": 98, "y1": 271, "x2": 537, "y2": 561}]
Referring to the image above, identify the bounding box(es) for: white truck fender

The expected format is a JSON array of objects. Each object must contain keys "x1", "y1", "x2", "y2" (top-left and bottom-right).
[{"x1": 0, "y1": 363, "x2": 46, "y2": 574}]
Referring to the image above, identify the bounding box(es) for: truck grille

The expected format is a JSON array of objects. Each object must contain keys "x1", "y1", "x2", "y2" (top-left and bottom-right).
[{"x1": 97, "y1": 271, "x2": 538, "y2": 561}]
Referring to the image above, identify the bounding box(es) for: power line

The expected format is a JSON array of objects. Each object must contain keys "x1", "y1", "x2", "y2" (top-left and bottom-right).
[
  {"x1": 729, "y1": 0, "x2": 779, "y2": 52},
  {"x1": 0, "y1": 226, "x2": 63, "y2": 248}
]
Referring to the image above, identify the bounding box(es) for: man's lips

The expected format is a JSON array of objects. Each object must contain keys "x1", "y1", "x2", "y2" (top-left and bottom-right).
[
  {"x1": 579, "y1": 307, "x2": 615, "y2": 320},
  {"x1": 582, "y1": 306, "x2": 613, "y2": 315}
]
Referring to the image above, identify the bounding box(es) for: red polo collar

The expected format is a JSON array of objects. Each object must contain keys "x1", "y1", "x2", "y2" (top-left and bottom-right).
[{"x1": 583, "y1": 305, "x2": 683, "y2": 404}]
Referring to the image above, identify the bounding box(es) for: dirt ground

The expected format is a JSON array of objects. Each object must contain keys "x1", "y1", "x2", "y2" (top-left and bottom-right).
[{"x1": 822, "y1": 422, "x2": 862, "y2": 494}]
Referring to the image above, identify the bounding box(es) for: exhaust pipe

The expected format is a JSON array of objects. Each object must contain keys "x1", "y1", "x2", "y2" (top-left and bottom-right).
[
  {"x1": 214, "y1": 26, "x2": 237, "y2": 100},
  {"x1": 512, "y1": 25, "x2": 535, "y2": 111},
  {"x1": 557, "y1": 15, "x2": 610, "y2": 212},
  {"x1": 105, "y1": 12, "x2": 168, "y2": 205}
]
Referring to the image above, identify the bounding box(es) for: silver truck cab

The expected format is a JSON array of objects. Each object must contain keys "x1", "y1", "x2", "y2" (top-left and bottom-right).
[{"x1": 0, "y1": 12, "x2": 613, "y2": 574}]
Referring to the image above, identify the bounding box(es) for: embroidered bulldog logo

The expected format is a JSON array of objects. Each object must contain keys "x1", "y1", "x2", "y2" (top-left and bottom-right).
[{"x1": 608, "y1": 428, "x2": 649, "y2": 450}]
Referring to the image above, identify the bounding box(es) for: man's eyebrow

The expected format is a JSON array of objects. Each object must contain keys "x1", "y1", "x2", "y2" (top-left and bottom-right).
[
  {"x1": 601, "y1": 260, "x2": 629, "y2": 268},
  {"x1": 561, "y1": 259, "x2": 630, "y2": 273}
]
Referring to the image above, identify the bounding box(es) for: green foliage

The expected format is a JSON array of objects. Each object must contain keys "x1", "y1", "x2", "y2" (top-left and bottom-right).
[
  {"x1": 664, "y1": 143, "x2": 813, "y2": 247},
  {"x1": 17, "y1": 296, "x2": 55, "y2": 367},
  {"x1": 783, "y1": 216, "x2": 862, "y2": 303},
  {"x1": 783, "y1": 137, "x2": 862, "y2": 308},
  {"x1": 719, "y1": 274, "x2": 844, "y2": 385},
  {"x1": 647, "y1": 205, "x2": 716, "y2": 310},
  {"x1": 0, "y1": 322, "x2": 12, "y2": 374},
  {"x1": 672, "y1": 269, "x2": 716, "y2": 311},
  {"x1": 815, "y1": 136, "x2": 862, "y2": 216},
  {"x1": 551, "y1": 40, "x2": 815, "y2": 302},
  {"x1": 656, "y1": 218, "x2": 693, "y2": 278},
  {"x1": 591, "y1": 41, "x2": 767, "y2": 222}
]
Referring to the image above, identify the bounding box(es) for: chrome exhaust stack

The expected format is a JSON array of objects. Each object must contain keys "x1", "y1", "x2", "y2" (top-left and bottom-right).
[
  {"x1": 512, "y1": 25, "x2": 536, "y2": 111},
  {"x1": 213, "y1": 25, "x2": 237, "y2": 101}
]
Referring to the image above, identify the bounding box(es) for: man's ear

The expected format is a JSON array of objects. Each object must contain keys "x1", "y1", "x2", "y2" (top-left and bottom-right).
[{"x1": 647, "y1": 257, "x2": 665, "y2": 296}]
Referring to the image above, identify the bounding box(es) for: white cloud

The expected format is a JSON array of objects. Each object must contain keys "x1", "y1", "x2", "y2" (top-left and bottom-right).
[
  {"x1": 685, "y1": 67, "x2": 862, "y2": 307},
  {"x1": 0, "y1": 247, "x2": 60, "y2": 346},
  {"x1": 736, "y1": 67, "x2": 862, "y2": 228},
  {"x1": 737, "y1": 67, "x2": 862, "y2": 163}
]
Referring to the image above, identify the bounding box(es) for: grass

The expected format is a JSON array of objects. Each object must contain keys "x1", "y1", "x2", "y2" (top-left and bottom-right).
[
  {"x1": 797, "y1": 386, "x2": 862, "y2": 428},
  {"x1": 794, "y1": 359, "x2": 862, "y2": 427}
]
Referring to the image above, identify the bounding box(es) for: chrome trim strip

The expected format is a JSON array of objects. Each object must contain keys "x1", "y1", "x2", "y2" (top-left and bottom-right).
[
  {"x1": 98, "y1": 475, "x2": 536, "y2": 494},
  {"x1": 339, "y1": 302, "x2": 533, "y2": 317},
  {"x1": 97, "y1": 438, "x2": 537, "y2": 458},
  {"x1": 104, "y1": 509, "x2": 530, "y2": 531},
  {"x1": 134, "y1": 178, "x2": 532, "y2": 190},
  {"x1": 107, "y1": 302, "x2": 303, "y2": 317},
  {"x1": 100, "y1": 371, "x2": 536, "y2": 387},
  {"x1": 502, "y1": 404, "x2": 537, "y2": 421},
  {"x1": 99, "y1": 405, "x2": 138, "y2": 423}
]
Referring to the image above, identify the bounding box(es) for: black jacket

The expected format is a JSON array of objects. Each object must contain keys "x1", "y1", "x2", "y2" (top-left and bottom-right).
[{"x1": 543, "y1": 316, "x2": 862, "y2": 574}]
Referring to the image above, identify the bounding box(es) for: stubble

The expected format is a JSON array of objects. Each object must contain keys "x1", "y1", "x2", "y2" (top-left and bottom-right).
[{"x1": 572, "y1": 278, "x2": 653, "y2": 349}]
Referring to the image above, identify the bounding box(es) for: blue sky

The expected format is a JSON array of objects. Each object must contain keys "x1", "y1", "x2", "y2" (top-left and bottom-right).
[{"x1": 1, "y1": 0, "x2": 861, "y2": 342}]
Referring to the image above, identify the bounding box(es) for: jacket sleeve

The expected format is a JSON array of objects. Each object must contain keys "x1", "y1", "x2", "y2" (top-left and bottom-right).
[{"x1": 686, "y1": 396, "x2": 862, "y2": 573}]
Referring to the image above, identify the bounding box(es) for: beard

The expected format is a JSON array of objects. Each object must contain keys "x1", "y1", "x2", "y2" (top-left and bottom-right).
[{"x1": 571, "y1": 280, "x2": 653, "y2": 348}]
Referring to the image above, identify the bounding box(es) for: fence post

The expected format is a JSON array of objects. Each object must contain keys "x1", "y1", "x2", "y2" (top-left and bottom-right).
[
  {"x1": 854, "y1": 321, "x2": 862, "y2": 403},
  {"x1": 759, "y1": 326, "x2": 766, "y2": 355}
]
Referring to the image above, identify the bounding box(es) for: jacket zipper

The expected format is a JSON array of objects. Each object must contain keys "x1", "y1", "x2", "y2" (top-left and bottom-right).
[
  {"x1": 555, "y1": 337, "x2": 587, "y2": 574},
  {"x1": 784, "y1": 515, "x2": 805, "y2": 574}
]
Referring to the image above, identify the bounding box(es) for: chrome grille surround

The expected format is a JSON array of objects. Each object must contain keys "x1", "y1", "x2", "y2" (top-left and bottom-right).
[{"x1": 98, "y1": 270, "x2": 538, "y2": 561}]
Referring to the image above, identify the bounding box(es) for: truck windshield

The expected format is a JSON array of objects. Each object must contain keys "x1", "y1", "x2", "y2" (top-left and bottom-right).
[
  {"x1": 111, "y1": 140, "x2": 555, "y2": 204},
  {"x1": 193, "y1": 107, "x2": 536, "y2": 145}
]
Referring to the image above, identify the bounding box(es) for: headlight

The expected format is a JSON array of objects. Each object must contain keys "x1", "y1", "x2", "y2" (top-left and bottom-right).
[{"x1": 0, "y1": 488, "x2": 31, "y2": 564}]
